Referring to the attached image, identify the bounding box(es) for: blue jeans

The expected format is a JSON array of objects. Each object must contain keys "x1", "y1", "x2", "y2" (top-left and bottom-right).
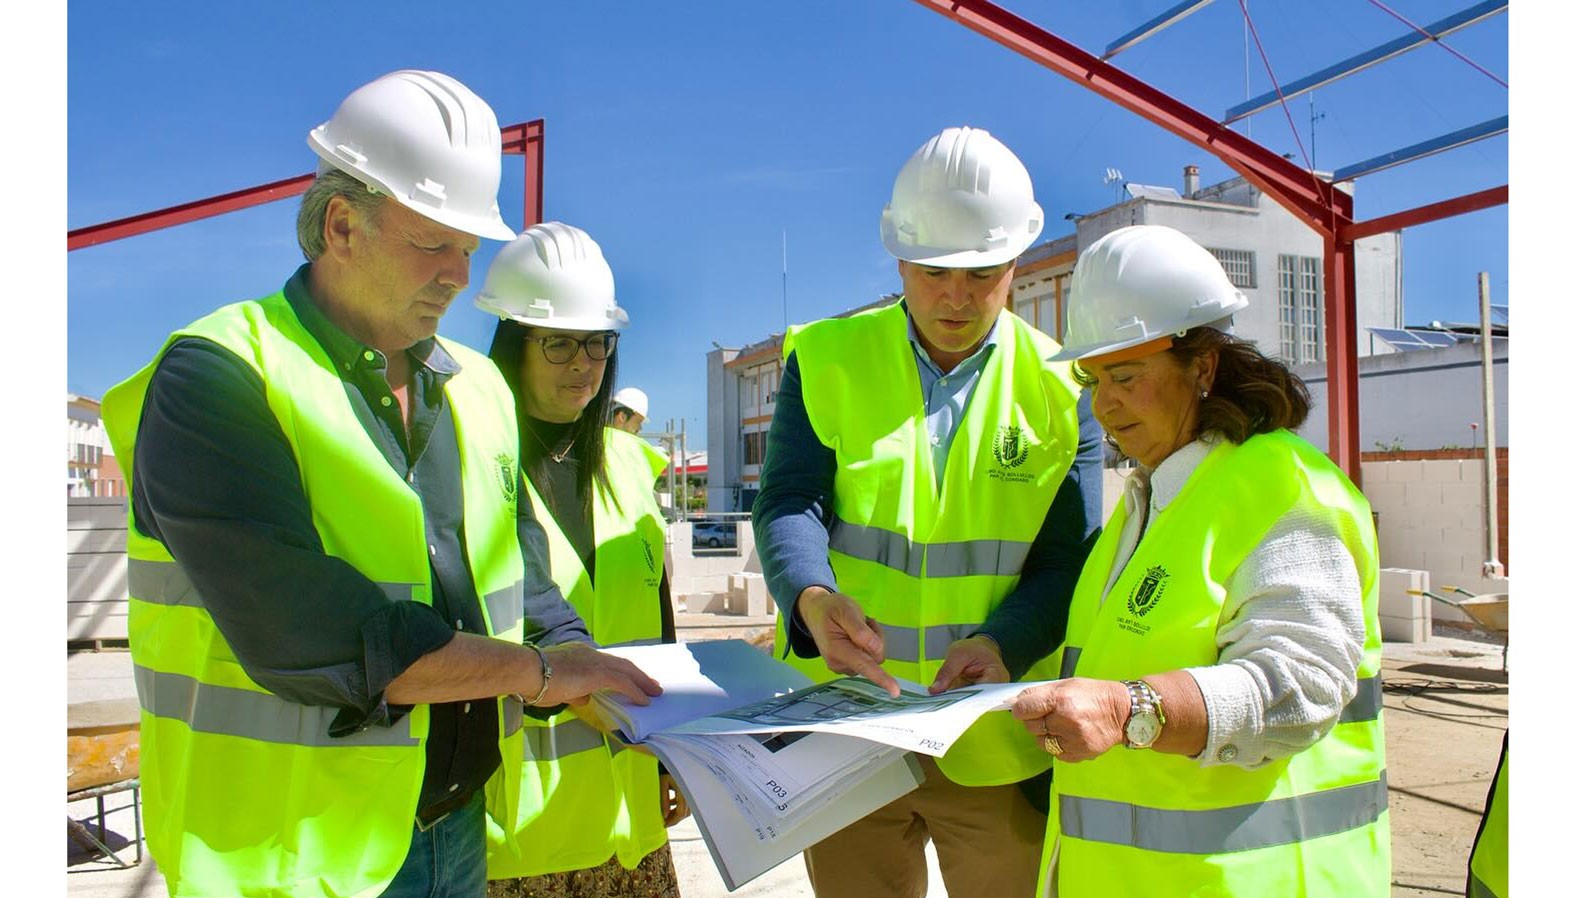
[{"x1": 378, "y1": 792, "x2": 487, "y2": 898}]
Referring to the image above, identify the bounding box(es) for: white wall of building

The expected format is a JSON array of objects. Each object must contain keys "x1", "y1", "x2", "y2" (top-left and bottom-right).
[
  {"x1": 706, "y1": 347, "x2": 741, "y2": 513},
  {"x1": 1294, "y1": 339, "x2": 1508, "y2": 453},
  {"x1": 67, "y1": 398, "x2": 112, "y2": 497}
]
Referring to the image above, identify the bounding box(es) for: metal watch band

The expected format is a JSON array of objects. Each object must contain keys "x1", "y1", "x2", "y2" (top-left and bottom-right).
[{"x1": 1122, "y1": 678, "x2": 1165, "y2": 748}]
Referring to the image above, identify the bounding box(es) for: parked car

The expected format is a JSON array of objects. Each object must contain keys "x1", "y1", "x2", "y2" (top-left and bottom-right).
[{"x1": 692, "y1": 521, "x2": 737, "y2": 549}]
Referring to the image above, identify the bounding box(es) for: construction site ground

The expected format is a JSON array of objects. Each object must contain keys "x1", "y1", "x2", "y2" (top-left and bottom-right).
[{"x1": 66, "y1": 616, "x2": 1507, "y2": 897}]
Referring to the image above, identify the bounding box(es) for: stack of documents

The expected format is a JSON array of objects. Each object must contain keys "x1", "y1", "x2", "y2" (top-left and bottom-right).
[{"x1": 592, "y1": 640, "x2": 1041, "y2": 890}]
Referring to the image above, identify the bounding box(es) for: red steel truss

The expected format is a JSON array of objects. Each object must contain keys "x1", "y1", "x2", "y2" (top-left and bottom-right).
[
  {"x1": 911, "y1": 0, "x2": 1507, "y2": 484},
  {"x1": 68, "y1": 120, "x2": 545, "y2": 251}
]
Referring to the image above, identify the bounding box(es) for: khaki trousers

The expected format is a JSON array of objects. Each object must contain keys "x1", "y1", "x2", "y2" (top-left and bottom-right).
[{"x1": 802, "y1": 755, "x2": 1046, "y2": 898}]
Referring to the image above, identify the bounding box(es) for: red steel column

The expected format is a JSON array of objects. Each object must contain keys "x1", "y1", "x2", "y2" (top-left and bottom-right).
[
  {"x1": 1325, "y1": 228, "x2": 1361, "y2": 485},
  {"x1": 523, "y1": 122, "x2": 544, "y2": 227}
]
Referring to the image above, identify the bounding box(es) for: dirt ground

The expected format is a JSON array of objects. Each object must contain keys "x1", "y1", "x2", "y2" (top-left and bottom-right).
[{"x1": 1382, "y1": 639, "x2": 1508, "y2": 897}]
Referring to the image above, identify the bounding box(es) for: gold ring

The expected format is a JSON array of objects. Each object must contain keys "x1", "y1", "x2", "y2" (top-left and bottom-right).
[{"x1": 1042, "y1": 734, "x2": 1063, "y2": 756}]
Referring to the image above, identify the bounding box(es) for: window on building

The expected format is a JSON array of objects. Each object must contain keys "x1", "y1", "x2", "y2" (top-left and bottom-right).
[
  {"x1": 1277, "y1": 254, "x2": 1323, "y2": 364},
  {"x1": 1299, "y1": 257, "x2": 1322, "y2": 363},
  {"x1": 742, "y1": 372, "x2": 758, "y2": 412},
  {"x1": 743, "y1": 430, "x2": 767, "y2": 466},
  {"x1": 762, "y1": 366, "x2": 779, "y2": 405},
  {"x1": 1208, "y1": 248, "x2": 1257, "y2": 289}
]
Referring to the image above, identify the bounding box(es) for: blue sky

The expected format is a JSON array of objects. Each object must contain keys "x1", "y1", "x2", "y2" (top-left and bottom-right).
[{"x1": 66, "y1": 1, "x2": 1508, "y2": 446}]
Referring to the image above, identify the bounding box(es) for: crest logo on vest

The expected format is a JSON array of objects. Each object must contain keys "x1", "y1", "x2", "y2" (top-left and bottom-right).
[
  {"x1": 988, "y1": 424, "x2": 1034, "y2": 484},
  {"x1": 495, "y1": 453, "x2": 519, "y2": 509},
  {"x1": 1118, "y1": 565, "x2": 1168, "y2": 636},
  {"x1": 641, "y1": 537, "x2": 661, "y2": 588}
]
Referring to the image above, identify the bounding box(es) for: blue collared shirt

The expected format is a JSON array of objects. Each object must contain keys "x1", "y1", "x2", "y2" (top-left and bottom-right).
[
  {"x1": 752, "y1": 302, "x2": 1104, "y2": 681},
  {"x1": 906, "y1": 314, "x2": 1000, "y2": 491}
]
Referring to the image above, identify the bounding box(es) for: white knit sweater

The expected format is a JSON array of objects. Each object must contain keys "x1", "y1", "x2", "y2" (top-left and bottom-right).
[{"x1": 1101, "y1": 439, "x2": 1366, "y2": 769}]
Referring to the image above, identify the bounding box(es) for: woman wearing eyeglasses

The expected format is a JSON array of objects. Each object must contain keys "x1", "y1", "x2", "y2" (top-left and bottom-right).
[{"x1": 477, "y1": 222, "x2": 683, "y2": 898}]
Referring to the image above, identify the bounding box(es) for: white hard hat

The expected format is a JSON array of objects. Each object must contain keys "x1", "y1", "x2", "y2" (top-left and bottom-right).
[
  {"x1": 612, "y1": 387, "x2": 650, "y2": 418},
  {"x1": 1050, "y1": 225, "x2": 1249, "y2": 363},
  {"x1": 880, "y1": 126, "x2": 1044, "y2": 268},
  {"x1": 308, "y1": 70, "x2": 515, "y2": 241},
  {"x1": 475, "y1": 221, "x2": 630, "y2": 331}
]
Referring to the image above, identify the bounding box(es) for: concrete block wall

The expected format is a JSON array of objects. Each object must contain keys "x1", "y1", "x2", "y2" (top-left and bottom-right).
[
  {"x1": 667, "y1": 520, "x2": 756, "y2": 609},
  {"x1": 1096, "y1": 453, "x2": 1507, "y2": 633},
  {"x1": 1361, "y1": 455, "x2": 1508, "y2": 626}
]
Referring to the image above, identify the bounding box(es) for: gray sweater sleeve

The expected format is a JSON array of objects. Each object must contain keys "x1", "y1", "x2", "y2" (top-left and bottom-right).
[
  {"x1": 751, "y1": 354, "x2": 838, "y2": 659},
  {"x1": 1184, "y1": 503, "x2": 1366, "y2": 768}
]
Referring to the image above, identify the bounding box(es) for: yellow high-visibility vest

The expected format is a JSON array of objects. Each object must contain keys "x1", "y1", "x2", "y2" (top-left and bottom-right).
[
  {"x1": 774, "y1": 301, "x2": 1081, "y2": 786},
  {"x1": 1047, "y1": 430, "x2": 1390, "y2": 897},
  {"x1": 486, "y1": 428, "x2": 670, "y2": 876},
  {"x1": 101, "y1": 292, "x2": 526, "y2": 898}
]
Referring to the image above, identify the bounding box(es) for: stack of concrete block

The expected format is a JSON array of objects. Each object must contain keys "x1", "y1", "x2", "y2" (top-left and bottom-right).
[
  {"x1": 1377, "y1": 567, "x2": 1432, "y2": 643},
  {"x1": 727, "y1": 572, "x2": 773, "y2": 617},
  {"x1": 68, "y1": 497, "x2": 131, "y2": 646},
  {"x1": 686, "y1": 592, "x2": 730, "y2": 614}
]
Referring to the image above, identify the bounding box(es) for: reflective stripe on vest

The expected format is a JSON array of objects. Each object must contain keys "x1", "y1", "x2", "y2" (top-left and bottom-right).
[
  {"x1": 1048, "y1": 431, "x2": 1389, "y2": 897},
  {"x1": 882, "y1": 624, "x2": 981, "y2": 665},
  {"x1": 486, "y1": 428, "x2": 670, "y2": 878},
  {"x1": 829, "y1": 517, "x2": 1033, "y2": 579},
  {"x1": 135, "y1": 665, "x2": 418, "y2": 747},
  {"x1": 101, "y1": 292, "x2": 525, "y2": 898},
  {"x1": 779, "y1": 302, "x2": 1082, "y2": 787},
  {"x1": 1060, "y1": 771, "x2": 1389, "y2": 854},
  {"x1": 521, "y1": 718, "x2": 607, "y2": 762}
]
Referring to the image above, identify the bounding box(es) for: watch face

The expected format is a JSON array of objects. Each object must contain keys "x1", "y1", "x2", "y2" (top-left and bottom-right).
[{"x1": 1127, "y1": 711, "x2": 1160, "y2": 747}]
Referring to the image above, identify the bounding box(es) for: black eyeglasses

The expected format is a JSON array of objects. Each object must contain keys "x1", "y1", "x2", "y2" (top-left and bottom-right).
[{"x1": 524, "y1": 332, "x2": 619, "y2": 365}]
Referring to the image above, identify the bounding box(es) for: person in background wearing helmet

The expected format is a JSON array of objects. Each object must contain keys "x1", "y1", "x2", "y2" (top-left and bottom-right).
[
  {"x1": 611, "y1": 386, "x2": 651, "y2": 434},
  {"x1": 1009, "y1": 225, "x2": 1389, "y2": 897},
  {"x1": 753, "y1": 126, "x2": 1104, "y2": 898},
  {"x1": 477, "y1": 222, "x2": 686, "y2": 898},
  {"x1": 99, "y1": 71, "x2": 661, "y2": 898}
]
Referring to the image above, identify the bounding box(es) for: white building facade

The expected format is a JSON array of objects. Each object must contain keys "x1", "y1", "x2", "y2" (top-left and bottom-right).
[{"x1": 67, "y1": 394, "x2": 123, "y2": 497}]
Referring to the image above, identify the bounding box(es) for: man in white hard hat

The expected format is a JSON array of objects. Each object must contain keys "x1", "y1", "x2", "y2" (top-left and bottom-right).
[
  {"x1": 100, "y1": 70, "x2": 660, "y2": 898},
  {"x1": 753, "y1": 126, "x2": 1104, "y2": 898},
  {"x1": 610, "y1": 386, "x2": 650, "y2": 434}
]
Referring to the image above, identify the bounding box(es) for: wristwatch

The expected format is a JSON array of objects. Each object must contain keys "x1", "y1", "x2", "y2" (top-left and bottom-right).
[{"x1": 1121, "y1": 679, "x2": 1166, "y2": 749}]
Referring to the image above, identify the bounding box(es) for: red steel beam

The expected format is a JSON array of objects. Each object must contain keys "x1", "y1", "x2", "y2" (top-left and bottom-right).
[
  {"x1": 909, "y1": 0, "x2": 1345, "y2": 236},
  {"x1": 1345, "y1": 184, "x2": 1506, "y2": 242},
  {"x1": 69, "y1": 119, "x2": 547, "y2": 250},
  {"x1": 504, "y1": 120, "x2": 545, "y2": 227},
  {"x1": 67, "y1": 173, "x2": 316, "y2": 251}
]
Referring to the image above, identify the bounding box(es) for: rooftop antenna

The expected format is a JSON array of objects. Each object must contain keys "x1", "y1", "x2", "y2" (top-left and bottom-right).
[
  {"x1": 1242, "y1": 14, "x2": 1251, "y2": 139},
  {"x1": 781, "y1": 230, "x2": 789, "y2": 334},
  {"x1": 1104, "y1": 167, "x2": 1125, "y2": 202},
  {"x1": 1309, "y1": 94, "x2": 1327, "y2": 170}
]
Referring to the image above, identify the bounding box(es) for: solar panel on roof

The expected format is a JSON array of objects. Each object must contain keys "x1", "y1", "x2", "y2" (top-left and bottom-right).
[
  {"x1": 1411, "y1": 331, "x2": 1458, "y2": 347},
  {"x1": 1368, "y1": 327, "x2": 1454, "y2": 352}
]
